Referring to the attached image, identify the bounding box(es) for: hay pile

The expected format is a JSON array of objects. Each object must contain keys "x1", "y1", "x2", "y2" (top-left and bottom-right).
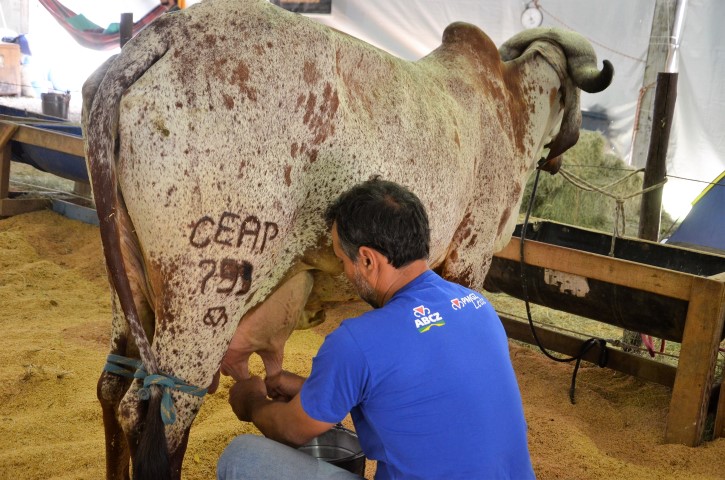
[
  {"x1": 2, "y1": 210, "x2": 725, "y2": 479},
  {"x1": 522, "y1": 131, "x2": 674, "y2": 237}
]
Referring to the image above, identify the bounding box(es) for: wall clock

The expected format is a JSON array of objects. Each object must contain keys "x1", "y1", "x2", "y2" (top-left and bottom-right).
[{"x1": 521, "y1": 6, "x2": 543, "y2": 28}]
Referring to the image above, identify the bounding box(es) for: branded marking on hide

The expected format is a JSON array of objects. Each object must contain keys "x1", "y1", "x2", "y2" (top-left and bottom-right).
[
  {"x1": 203, "y1": 306, "x2": 228, "y2": 328},
  {"x1": 189, "y1": 212, "x2": 279, "y2": 254},
  {"x1": 199, "y1": 258, "x2": 253, "y2": 296}
]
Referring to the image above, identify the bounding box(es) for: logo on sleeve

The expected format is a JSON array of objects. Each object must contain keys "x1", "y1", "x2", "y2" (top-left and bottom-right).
[
  {"x1": 450, "y1": 293, "x2": 486, "y2": 310},
  {"x1": 413, "y1": 304, "x2": 445, "y2": 333}
]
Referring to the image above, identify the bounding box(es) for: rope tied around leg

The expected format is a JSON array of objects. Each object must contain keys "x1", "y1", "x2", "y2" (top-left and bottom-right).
[{"x1": 103, "y1": 354, "x2": 208, "y2": 425}]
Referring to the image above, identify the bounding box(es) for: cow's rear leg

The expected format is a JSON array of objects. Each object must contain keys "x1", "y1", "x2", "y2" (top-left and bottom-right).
[
  {"x1": 221, "y1": 271, "x2": 314, "y2": 390},
  {"x1": 98, "y1": 294, "x2": 133, "y2": 480},
  {"x1": 98, "y1": 369, "x2": 130, "y2": 480}
]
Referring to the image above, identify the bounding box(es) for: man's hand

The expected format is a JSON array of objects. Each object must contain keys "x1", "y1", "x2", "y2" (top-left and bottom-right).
[
  {"x1": 265, "y1": 370, "x2": 307, "y2": 402},
  {"x1": 228, "y1": 375, "x2": 269, "y2": 422},
  {"x1": 227, "y1": 373, "x2": 334, "y2": 445}
]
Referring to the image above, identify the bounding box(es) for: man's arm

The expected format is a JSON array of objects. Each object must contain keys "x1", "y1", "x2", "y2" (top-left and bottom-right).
[{"x1": 229, "y1": 375, "x2": 334, "y2": 446}]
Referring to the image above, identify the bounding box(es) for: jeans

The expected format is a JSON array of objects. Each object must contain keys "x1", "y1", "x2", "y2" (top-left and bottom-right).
[{"x1": 217, "y1": 434, "x2": 363, "y2": 479}]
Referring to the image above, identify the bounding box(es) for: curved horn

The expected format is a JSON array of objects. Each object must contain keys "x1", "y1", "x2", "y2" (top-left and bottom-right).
[{"x1": 499, "y1": 27, "x2": 614, "y2": 93}]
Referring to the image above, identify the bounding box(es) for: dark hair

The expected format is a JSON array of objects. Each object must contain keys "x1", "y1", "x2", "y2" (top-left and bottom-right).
[{"x1": 325, "y1": 177, "x2": 430, "y2": 268}]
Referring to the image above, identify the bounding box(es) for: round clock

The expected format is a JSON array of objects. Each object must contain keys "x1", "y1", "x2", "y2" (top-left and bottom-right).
[{"x1": 521, "y1": 7, "x2": 543, "y2": 28}]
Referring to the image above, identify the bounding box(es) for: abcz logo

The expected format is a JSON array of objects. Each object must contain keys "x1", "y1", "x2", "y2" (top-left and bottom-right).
[{"x1": 412, "y1": 305, "x2": 445, "y2": 333}]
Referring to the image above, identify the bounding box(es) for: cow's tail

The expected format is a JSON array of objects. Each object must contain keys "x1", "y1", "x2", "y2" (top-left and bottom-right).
[
  {"x1": 81, "y1": 13, "x2": 176, "y2": 480},
  {"x1": 133, "y1": 393, "x2": 170, "y2": 479}
]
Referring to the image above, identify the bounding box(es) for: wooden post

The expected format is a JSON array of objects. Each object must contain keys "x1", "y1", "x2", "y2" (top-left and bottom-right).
[
  {"x1": 638, "y1": 72, "x2": 677, "y2": 241},
  {"x1": 0, "y1": 123, "x2": 50, "y2": 217},
  {"x1": 625, "y1": 0, "x2": 686, "y2": 350},
  {"x1": 714, "y1": 272, "x2": 725, "y2": 440},
  {"x1": 665, "y1": 275, "x2": 725, "y2": 446},
  {"x1": 0, "y1": 125, "x2": 13, "y2": 200},
  {"x1": 120, "y1": 13, "x2": 134, "y2": 48}
]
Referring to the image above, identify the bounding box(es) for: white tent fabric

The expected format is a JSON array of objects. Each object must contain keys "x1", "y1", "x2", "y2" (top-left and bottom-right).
[
  {"x1": 307, "y1": 0, "x2": 723, "y2": 220},
  {"x1": 309, "y1": 0, "x2": 651, "y2": 160}
]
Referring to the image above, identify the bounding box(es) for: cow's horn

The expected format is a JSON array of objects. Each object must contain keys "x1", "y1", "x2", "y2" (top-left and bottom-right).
[
  {"x1": 499, "y1": 27, "x2": 614, "y2": 94},
  {"x1": 571, "y1": 59, "x2": 613, "y2": 94}
]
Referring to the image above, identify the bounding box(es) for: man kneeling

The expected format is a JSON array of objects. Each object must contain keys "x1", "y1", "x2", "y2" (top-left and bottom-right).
[{"x1": 218, "y1": 178, "x2": 535, "y2": 479}]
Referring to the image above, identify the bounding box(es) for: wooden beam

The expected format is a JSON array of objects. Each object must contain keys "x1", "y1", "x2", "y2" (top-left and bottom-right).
[
  {"x1": 665, "y1": 276, "x2": 725, "y2": 446},
  {"x1": 0, "y1": 195, "x2": 51, "y2": 216},
  {"x1": 0, "y1": 114, "x2": 79, "y2": 126},
  {"x1": 500, "y1": 314, "x2": 677, "y2": 388},
  {"x1": 10, "y1": 124, "x2": 85, "y2": 157},
  {"x1": 494, "y1": 238, "x2": 694, "y2": 301}
]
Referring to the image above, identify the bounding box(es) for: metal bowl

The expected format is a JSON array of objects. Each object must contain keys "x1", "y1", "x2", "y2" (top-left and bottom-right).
[{"x1": 299, "y1": 425, "x2": 366, "y2": 475}]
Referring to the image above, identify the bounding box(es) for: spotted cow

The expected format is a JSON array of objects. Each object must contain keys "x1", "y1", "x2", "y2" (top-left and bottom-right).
[{"x1": 81, "y1": 0, "x2": 612, "y2": 478}]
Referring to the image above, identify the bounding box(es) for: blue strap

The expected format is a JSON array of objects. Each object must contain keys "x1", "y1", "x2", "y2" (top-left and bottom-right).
[
  {"x1": 104, "y1": 353, "x2": 146, "y2": 378},
  {"x1": 103, "y1": 354, "x2": 208, "y2": 425}
]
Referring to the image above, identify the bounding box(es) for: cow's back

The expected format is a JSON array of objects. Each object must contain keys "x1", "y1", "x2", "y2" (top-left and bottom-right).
[{"x1": 116, "y1": 0, "x2": 517, "y2": 318}]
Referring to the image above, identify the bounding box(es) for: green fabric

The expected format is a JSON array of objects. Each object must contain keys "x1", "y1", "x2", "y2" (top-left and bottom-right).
[
  {"x1": 65, "y1": 13, "x2": 119, "y2": 34},
  {"x1": 65, "y1": 13, "x2": 101, "y2": 31},
  {"x1": 103, "y1": 23, "x2": 120, "y2": 34}
]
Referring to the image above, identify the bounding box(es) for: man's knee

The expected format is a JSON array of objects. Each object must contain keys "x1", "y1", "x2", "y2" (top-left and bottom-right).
[
  {"x1": 227, "y1": 434, "x2": 266, "y2": 451},
  {"x1": 217, "y1": 434, "x2": 361, "y2": 480},
  {"x1": 219, "y1": 434, "x2": 268, "y2": 463},
  {"x1": 218, "y1": 434, "x2": 266, "y2": 478},
  {"x1": 218, "y1": 434, "x2": 314, "y2": 479}
]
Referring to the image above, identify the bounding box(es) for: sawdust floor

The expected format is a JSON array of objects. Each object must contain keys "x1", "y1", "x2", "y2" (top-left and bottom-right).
[{"x1": 1, "y1": 210, "x2": 725, "y2": 479}]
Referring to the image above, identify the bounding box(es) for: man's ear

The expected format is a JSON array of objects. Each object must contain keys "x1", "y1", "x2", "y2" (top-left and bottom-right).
[{"x1": 357, "y1": 246, "x2": 382, "y2": 271}]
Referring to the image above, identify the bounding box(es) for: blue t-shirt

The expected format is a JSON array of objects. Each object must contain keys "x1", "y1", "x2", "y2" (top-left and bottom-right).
[{"x1": 300, "y1": 271, "x2": 534, "y2": 479}]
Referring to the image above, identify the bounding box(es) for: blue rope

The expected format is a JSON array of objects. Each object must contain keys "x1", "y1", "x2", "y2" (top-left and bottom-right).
[{"x1": 103, "y1": 354, "x2": 208, "y2": 425}]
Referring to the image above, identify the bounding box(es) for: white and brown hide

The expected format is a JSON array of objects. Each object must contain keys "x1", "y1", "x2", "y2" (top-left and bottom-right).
[{"x1": 81, "y1": 0, "x2": 612, "y2": 477}]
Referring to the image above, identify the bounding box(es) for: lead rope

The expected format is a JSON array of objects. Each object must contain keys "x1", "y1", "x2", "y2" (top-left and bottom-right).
[
  {"x1": 519, "y1": 169, "x2": 609, "y2": 404},
  {"x1": 104, "y1": 354, "x2": 208, "y2": 425},
  {"x1": 556, "y1": 167, "x2": 667, "y2": 256}
]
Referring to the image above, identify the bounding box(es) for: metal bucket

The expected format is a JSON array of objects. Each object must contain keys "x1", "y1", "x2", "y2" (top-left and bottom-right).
[
  {"x1": 41, "y1": 92, "x2": 70, "y2": 120},
  {"x1": 299, "y1": 425, "x2": 366, "y2": 476}
]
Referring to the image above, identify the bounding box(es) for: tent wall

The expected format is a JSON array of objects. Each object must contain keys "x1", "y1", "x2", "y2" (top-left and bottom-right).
[
  {"x1": 310, "y1": 1, "x2": 723, "y2": 219},
  {"x1": 9, "y1": 0, "x2": 725, "y2": 219}
]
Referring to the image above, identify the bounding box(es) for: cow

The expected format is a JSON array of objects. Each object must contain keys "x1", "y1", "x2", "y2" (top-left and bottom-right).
[{"x1": 81, "y1": 0, "x2": 612, "y2": 478}]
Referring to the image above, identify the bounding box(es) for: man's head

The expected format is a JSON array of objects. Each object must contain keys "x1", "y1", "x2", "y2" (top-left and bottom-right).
[
  {"x1": 326, "y1": 178, "x2": 430, "y2": 308},
  {"x1": 325, "y1": 177, "x2": 430, "y2": 268}
]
